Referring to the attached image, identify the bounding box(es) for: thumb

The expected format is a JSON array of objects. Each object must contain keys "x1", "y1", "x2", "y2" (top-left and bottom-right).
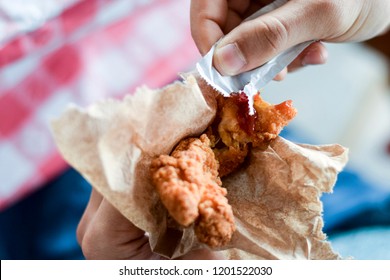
[{"x1": 213, "y1": 1, "x2": 335, "y2": 76}]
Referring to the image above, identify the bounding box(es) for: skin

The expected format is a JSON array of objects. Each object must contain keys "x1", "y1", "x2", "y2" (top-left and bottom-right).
[
  {"x1": 77, "y1": 0, "x2": 389, "y2": 260},
  {"x1": 77, "y1": 189, "x2": 224, "y2": 260},
  {"x1": 190, "y1": 0, "x2": 390, "y2": 77}
]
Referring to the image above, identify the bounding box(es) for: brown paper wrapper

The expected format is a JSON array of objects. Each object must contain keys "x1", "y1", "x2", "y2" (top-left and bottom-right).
[{"x1": 51, "y1": 74, "x2": 348, "y2": 259}]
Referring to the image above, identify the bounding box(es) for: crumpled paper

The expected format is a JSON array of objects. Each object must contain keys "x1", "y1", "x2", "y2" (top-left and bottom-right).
[{"x1": 51, "y1": 74, "x2": 348, "y2": 259}]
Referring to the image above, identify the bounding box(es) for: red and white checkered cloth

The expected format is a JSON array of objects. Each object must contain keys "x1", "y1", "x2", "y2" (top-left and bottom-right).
[{"x1": 0, "y1": 0, "x2": 200, "y2": 210}]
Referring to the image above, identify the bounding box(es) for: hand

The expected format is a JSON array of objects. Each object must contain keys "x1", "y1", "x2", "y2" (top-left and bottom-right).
[
  {"x1": 191, "y1": 0, "x2": 390, "y2": 77},
  {"x1": 77, "y1": 189, "x2": 224, "y2": 259}
]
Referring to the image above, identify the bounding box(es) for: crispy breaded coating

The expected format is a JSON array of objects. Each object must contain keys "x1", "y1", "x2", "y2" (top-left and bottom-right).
[
  {"x1": 150, "y1": 92, "x2": 296, "y2": 248},
  {"x1": 203, "y1": 93, "x2": 296, "y2": 178},
  {"x1": 212, "y1": 145, "x2": 248, "y2": 178},
  {"x1": 150, "y1": 134, "x2": 235, "y2": 248},
  {"x1": 195, "y1": 189, "x2": 236, "y2": 248},
  {"x1": 205, "y1": 126, "x2": 249, "y2": 178},
  {"x1": 218, "y1": 93, "x2": 297, "y2": 150}
]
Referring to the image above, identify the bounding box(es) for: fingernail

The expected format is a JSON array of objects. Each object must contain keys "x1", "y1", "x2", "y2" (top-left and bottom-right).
[
  {"x1": 302, "y1": 49, "x2": 327, "y2": 66},
  {"x1": 214, "y1": 43, "x2": 246, "y2": 76}
]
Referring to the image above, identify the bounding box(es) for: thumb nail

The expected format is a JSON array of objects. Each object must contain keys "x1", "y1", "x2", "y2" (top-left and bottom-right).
[{"x1": 214, "y1": 43, "x2": 246, "y2": 76}]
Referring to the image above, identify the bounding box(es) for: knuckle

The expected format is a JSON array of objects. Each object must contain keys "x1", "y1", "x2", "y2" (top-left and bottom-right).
[
  {"x1": 254, "y1": 16, "x2": 289, "y2": 53},
  {"x1": 312, "y1": 0, "x2": 345, "y2": 28},
  {"x1": 78, "y1": 223, "x2": 105, "y2": 259},
  {"x1": 79, "y1": 231, "x2": 95, "y2": 259},
  {"x1": 315, "y1": 0, "x2": 340, "y2": 15},
  {"x1": 78, "y1": 221, "x2": 154, "y2": 260}
]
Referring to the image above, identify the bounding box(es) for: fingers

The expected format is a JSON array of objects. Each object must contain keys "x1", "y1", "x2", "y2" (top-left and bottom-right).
[
  {"x1": 273, "y1": 67, "x2": 288, "y2": 81},
  {"x1": 77, "y1": 188, "x2": 221, "y2": 260},
  {"x1": 89, "y1": 199, "x2": 145, "y2": 243},
  {"x1": 272, "y1": 42, "x2": 327, "y2": 81},
  {"x1": 213, "y1": 0, "x2": 340, "y2": 75},
  {"x1": 190, "y1": 0, "x2": 227, "y2": 55},
  {"x1": 78, "y1": 190, "x2": 154, "y2": 260},
  {"x1": 76, "y1": 189, "x2": 103, "y2": 245},
  {"x1": 287, "y1": 41, "x2": 328, "y2": 72}
]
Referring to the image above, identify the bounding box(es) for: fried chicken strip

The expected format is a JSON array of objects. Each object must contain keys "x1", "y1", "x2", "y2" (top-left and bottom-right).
[
  {"x1": 217, "y1": 93, "x2": 297, "y2": 149},
  {"x1": 150, "y1": 91, "x2": 296, "y2": 248},
  {"x1": 218, "y1": 93, "x2": 297, "y2": 150},
  {"x1": 150, "y1": 134, "x2": 235, "y2": 248},
  {"x1": 202, "y1": 93, "x2": 297, "y2": 178},
  {"x1": 211, "y1": 145, "x2": 248, "y2": 178}
]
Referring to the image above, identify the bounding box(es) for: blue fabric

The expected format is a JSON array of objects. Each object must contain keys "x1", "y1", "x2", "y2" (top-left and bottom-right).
[
  {"x1": 322, "y1": 171, "x2": 390, "y2": 233},
  {"x1": 0, "y1": 168, "x2": 91, "y2": 260}
]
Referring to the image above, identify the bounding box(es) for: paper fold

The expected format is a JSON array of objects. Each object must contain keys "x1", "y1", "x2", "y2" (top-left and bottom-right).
[{"x1": 51, "y1": 74, "x2": 348, "y2": 259}]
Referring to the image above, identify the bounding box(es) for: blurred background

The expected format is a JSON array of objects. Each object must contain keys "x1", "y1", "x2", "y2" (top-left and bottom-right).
[{"x1": 0, "y1": 0, "x2": 389, "y2": 260}]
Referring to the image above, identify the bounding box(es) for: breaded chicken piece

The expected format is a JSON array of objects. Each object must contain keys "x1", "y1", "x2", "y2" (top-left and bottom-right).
[
  {"x1": 211, "y1": 145, "x2": 248, "y2": 178},
  {"x1": 205, "y1": 126, "x2": 249, "y2": 178},
  {"x1": 202, "y1": 93, "x2": 296, "y2": 178},
  {"x1": 218, "y1": 93, "x2": 297, "y2": 150},
  {"x1": 150, "y1": 134, "x2": 235, "y2": 248},
  {"x1": 150, "y1": 92, "x2": 296, "y2": 248}
]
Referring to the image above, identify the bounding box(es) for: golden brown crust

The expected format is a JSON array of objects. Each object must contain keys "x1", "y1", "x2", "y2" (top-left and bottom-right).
[
  {"x1": 204, "y1": 93, "x2": 296, "y2": 178},
  {"x1": 212, "y1": 145, "x2": 248, "y2": 178},
  {"x1": 150, "y1": 134, "x2": 235, "y2": 247},
  {"x1": 217, "y1": 93, "x2": 297, "y2": 150},
  {"x1": 150, "y1": 91, "x2": 296, "y2": 248}
]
